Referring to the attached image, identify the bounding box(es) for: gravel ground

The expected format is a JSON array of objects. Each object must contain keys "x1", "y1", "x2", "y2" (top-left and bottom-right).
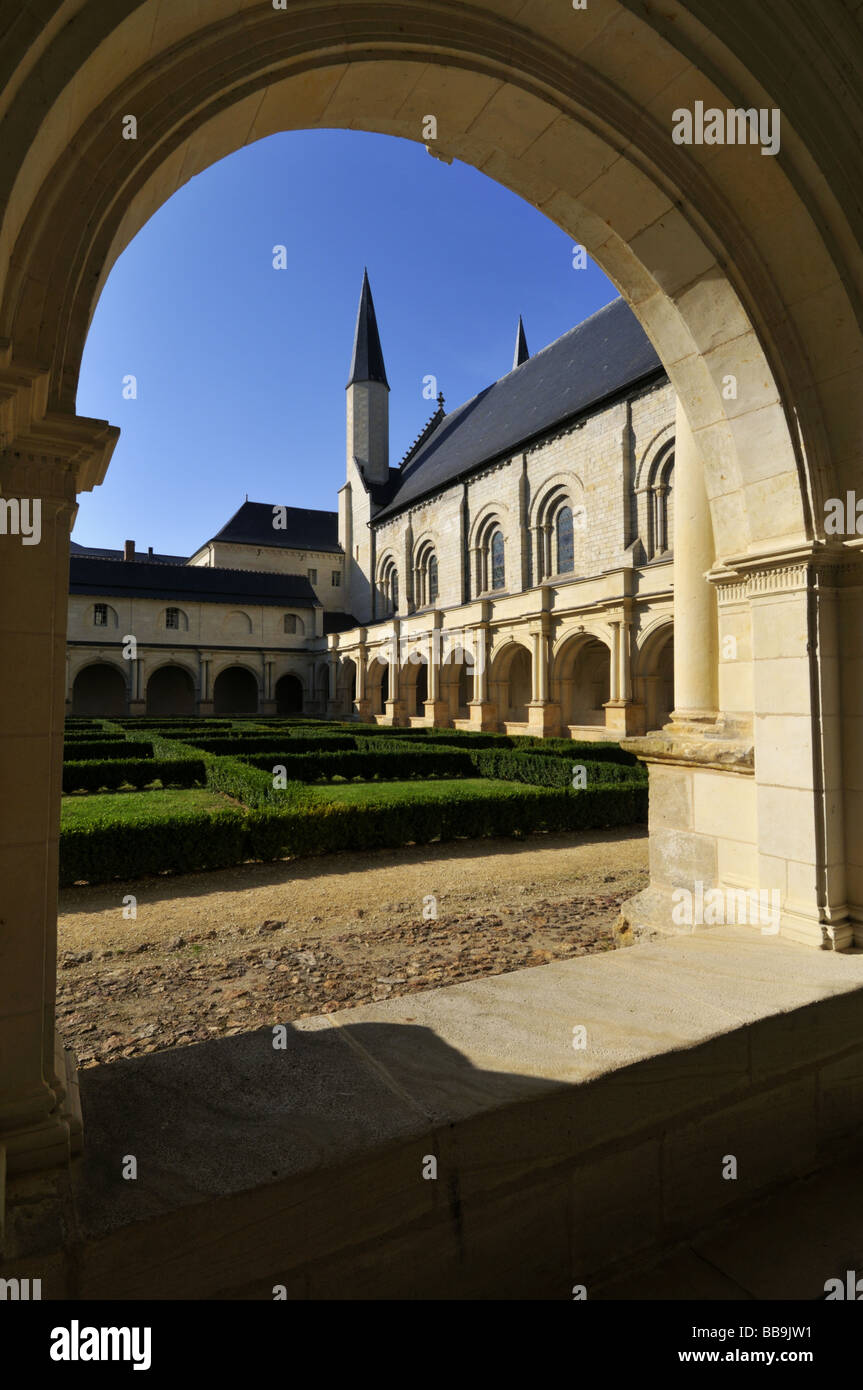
[{"x1": 57, "y1": 828, "x2": 648, "y2": 1066}]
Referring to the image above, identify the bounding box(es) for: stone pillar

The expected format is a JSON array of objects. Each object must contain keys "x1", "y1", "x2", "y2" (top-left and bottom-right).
[
  {"x1": 619, "y1": 620, "x2": 632, "y2": 702},
  {"x1": 670, "y1": 398, "x2": 718, "y2": 724},
  {"x1": 384, "y1": 627, "x2": 406, "y2": 725},
  {"x1": 0, "y1": 450, "x2": 83, "y2": 1186},
  {"x1": 423, "y1": 625, "x2": 449, "y2": 727},
  {"x1": 527, "y1": 616, "x2": 560, "y2": 736},
  {"x1": 197, "y1": 653, "x2": 214, "y2": 716},
  {"x1": 468, "y1": 622, "x2": 497, "y2": 729},
  {"x1": 608, "y1": 622, "x2": 621, "y2": 702},
  {"x1": 126, "y1": 649, "x2": 144, "y2": 716},
  {"x1": 354, "y1": 639, "x2": 371, "y2": 720}
]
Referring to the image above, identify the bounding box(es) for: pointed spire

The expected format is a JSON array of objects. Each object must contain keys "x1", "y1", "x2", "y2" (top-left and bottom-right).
[
  {"x1": 513, "y1": 315, "x2": 530, "y2": 369},
  {"x1": 347, "y1": 268, "x2": 389, "y2": 389}
]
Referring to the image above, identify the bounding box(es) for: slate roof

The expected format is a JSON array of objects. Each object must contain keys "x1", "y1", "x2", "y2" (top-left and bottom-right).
[
  {"x1": 373, "y1": 297, "x2": 665, "y2": 520},
  {"x1": 347, "y1": 268, "x2": 389, "y2": 388},
  {"x1": 205, "y1": 501, "x2": 341, "y2": 554},
  {"x1": 69, "y1": 541, "x2": 189, "y2": 564},
  {"x1": 69, "y1": 557, "x2": 320, "y2": 607},
  {"x1": 323, "y1": 611, "x2": 361, "y2": 634}
]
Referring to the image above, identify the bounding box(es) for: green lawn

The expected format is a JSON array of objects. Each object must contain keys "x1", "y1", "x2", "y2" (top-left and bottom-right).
[
  {"x1": 302, "y1": 777, "x2": 540, "y2": 807},
  {"x1": 61, "y1": 787, "x2": 236, "y2": 827}
]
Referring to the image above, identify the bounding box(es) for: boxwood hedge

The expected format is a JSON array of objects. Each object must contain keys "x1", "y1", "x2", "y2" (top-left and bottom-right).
[
  {"x1": 59, "y1": 781, "x2": 647, "y2": 886},
  {"x1": 63, "y1": 756, "x2": 207, "y2": 792}
]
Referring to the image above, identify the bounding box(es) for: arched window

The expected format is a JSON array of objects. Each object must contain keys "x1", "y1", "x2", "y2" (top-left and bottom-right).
[
  {"x1": 164, "y1": 606, "x2": 188, "y2": 631},
  {"x1": 644, "y1": 445, "x2": 675, "y2": 559},
  {"x1": 556, "y1": 506, "x2": 574, "y2": 574},
  {"x1": 414, "y1": 542, "x2": 439, "y2": 607},
  {"x1": 379, "y1": 559, "x2": 398, "y2": 615},
  {"x1": 490, "y1": 530, "x2": 505, "y2": 591},
  {"x1": 283, "y1": 614, "x2": 297, "y2": 634}
]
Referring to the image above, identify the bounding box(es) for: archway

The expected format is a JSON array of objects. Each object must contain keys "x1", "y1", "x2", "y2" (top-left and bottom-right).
[
  {"x1": 3, "y1": 1, "x2": 862, "y2": 1201},
  {"x1": 71, "y1": 663, "x2": 126, "y2": 717},
  {"x1": 635, "y1": 628, "x2": 675, "y2": 734},
  {"x1": 402, "y1": 657, "x2": 429, "y2": 717},
  {"x1": 146, "y1": 664, "x2": 196, "y2": 717},
  {"x1": 490, "y1": 643, "x2": 533, "y2": 724},
  {"x1": 367, "y1": 656, "x2": 389, "y2": 716},
  {"x1": 275, "y1": 673, "x2": 303, "y2": 715},
  {"x1": 213, "y1": 667, "x2": 258, "y2": 715},
  {"x1": 554, "y1": 636, "x2": 612, "y2": 728}
]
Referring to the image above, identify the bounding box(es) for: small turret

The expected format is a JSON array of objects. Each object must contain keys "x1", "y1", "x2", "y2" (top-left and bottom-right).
[
  {"x1": 513, "y1": 315, "x2": 530, "y2": 369},
  {"x1": 346, "y1": 269, "x2": 390, "y2": 485}
]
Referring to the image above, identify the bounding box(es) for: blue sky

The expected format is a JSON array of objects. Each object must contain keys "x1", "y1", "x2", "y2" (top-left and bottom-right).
[{"x1": 75, "y1": 129, "x2": 617, "y2": 555}]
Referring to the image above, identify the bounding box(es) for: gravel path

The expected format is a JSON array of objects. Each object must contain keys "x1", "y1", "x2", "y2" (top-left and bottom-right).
[{"x1": 57, "y1": 828, "x2": 648, "y2": 1066}]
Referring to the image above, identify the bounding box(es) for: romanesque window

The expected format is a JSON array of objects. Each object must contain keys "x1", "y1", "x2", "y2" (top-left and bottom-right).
[
  {"x1": 491, "y1": 530, "x2": 505, "y2": 590},
  {"x1": 556, "y1": 507, "x2": 574, "y2": 574},
  {"x1": 414, "y1": 542, "x2": 439, "y2": 607},
  {"x1": 284, "y1": 614, "x2": 297, "y2": 634},
  {"x1": 643, "y1": 445, "x2": 674, "y2": 559},
  {"x1": 94, "y1": 603, "x2": 108, "y2": 626},
  {"x1": 165, "y1": 607, "x2": 180, "y2": 629},
  {"x1": 380, "y1": 558, "x2": 399, "y2": 615}
]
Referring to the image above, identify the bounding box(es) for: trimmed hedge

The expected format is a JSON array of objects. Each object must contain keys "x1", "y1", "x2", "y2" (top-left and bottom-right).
[
  {"x1": 236, "y1": 746, "x2": 646, "y2": 787},
  {"x1": 60, "y1": 810, "x2": 248, "y2": 886},
  {"x1": 173, "y1": 734, "x2": 358, "y2": 755},
  {"x1": 239, "y1": 748, "x2": 478, "y2": 782},
  {"x1": 59, "y1": 781, "x2": 647, "y2": 885},
  {"x1": 62, "y1": 757, "x2": 207, "y2": 792},
  {"x1": 62, "y1": 738, "x2": 154, "y2": 760}
]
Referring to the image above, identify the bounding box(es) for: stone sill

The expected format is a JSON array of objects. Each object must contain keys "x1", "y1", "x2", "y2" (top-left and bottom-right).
[{"x1": 3, "y1": 928, "x2": 863, "y2": 1298}]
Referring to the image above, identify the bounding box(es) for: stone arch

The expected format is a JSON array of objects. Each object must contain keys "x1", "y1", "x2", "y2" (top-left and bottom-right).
[
  {"x1": 71, "y1": 662, "x2": 127, "y2": 717},
  {"x1": 212, "y1": 665, "x2": 258, "y2": 715},
  {"x1": 439, "y1": 643, "x2": 473, "y2": 721},
  {"x1": 5, "y1": 1, "x2": 863, "y2": 1201},
  {"x1": 145, "y1": 662, "x2": 196, "y2": 717},
  {"x1": 552, "y1": 631, "x2": 612, "y2": 728},
  {"x1": 401, "y1": 649, "x2": 429, "y2": 717},
  {"x1": 634, "y1": 620, "x2": 675, "y2": 734},
  {"x1": 489, "y1": 639, "x2": 533, "y2": 724},
  {"x1": 366, "y1": 651, "x2": 390, "y2": 715},
  {"x1": 4, "y1": 14, "x2": 845, "y2": 553},
  {"x1": 222, "y1": 610, "x2": 253, "y2": 637},
  {"x1": 275, "y1": 672, "x2": 303, "y2": 716}
]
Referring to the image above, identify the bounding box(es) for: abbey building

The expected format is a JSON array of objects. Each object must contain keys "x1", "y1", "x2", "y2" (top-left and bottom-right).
[{"x1": 67, "y1": 272, "x2": 676, "y2": 737}]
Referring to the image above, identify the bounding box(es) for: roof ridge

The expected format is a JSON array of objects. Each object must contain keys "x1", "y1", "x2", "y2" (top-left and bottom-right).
[{"x1": 397, "y1": 395, "x2": 447, "y2": 471}]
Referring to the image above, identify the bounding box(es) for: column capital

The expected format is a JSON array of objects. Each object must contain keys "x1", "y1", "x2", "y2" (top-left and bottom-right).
[{"x1": 0, "y1": 360, "x2": 119, "y2": 493}]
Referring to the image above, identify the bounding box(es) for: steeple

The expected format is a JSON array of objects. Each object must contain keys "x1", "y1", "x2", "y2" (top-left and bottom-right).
[
  {"x1": 347, "y1": 268, "x2": 389, "y2": 389},
  {"x1": 346, "y1": 269, "x2": 390, "y2": 486},
  {"x1": 513, "y1": 315, "x2": 530, "y2": 369}
]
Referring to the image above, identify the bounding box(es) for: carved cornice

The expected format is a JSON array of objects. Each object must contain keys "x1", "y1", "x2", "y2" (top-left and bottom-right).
[{"x1": 0, "y1": 353, "x2": 119, "y2": 492}]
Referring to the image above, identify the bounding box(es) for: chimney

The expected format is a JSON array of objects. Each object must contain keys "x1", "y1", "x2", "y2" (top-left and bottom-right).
[
  {"x1": 148, "y1": 546, "x2": 153, "y2": 557},
  {"x1": 124, "y1": 539, "x2": 135, "y2": 562}
]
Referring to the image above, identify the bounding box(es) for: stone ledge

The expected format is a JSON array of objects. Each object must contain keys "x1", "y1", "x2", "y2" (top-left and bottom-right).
[{"x1": 2, "y1": 928, "x2": 863, "y2": 1298}]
